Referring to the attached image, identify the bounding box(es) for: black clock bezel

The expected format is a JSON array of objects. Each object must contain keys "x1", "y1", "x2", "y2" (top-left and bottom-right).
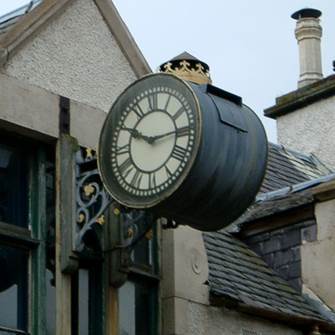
[{"x1": 98, "y1": 73, "x2": 202, "y2": 208}]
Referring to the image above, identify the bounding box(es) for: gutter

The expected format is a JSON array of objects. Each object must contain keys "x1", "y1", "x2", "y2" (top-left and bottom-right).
[{"x1": 256, "y1": 173, "x2": 335, "y2": 203}]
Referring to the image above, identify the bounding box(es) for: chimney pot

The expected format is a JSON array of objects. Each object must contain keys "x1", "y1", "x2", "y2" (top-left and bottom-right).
[{"x1": 292, "y1": 8, "x2": 323, "y2": 88}]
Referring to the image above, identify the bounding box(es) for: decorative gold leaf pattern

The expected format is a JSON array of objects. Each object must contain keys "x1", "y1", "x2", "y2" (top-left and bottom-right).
[
  {"x1": 84, "y1": 183, "x2": 95, "y2": 196},
  {"x1": 96, "y1": 215, "x2": 105, "y2": 225}
]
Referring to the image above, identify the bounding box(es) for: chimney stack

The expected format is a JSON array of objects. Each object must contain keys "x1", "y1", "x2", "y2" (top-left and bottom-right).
[{"x1": 291, "y1": 8, "x2": 323, "y2": 88}]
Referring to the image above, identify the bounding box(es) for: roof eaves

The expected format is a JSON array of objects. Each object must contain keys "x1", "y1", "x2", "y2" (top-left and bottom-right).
[
  {"x1": 0, "y1": 0, "x2": 151, "y2": 78},
  {"x1": 231, "y1": 174, "x2": 335, "y2": 232},
  {"x1": 94, "y1": 0, "x2": 151, "y2": 78},
  {"x1": 211, "y1": 294, "x2": 335, "y2": 333},
  {"x1": 204, "y1": 232, "x2": 335, "y2": 329},
  {"x1": 256, "y1": 173, "x2": 335, "y2": 203},
  {"x1": 0, "y1": 0, "x2": 75, "y2": 67},
  {"x1": 234, "y1": 193, "x2": 314, "y2": 227},
  {"x1": 264, "y1": 75, "x2": 335, "y2": 119},
  {"x1": 303, "y1": 293, "x2": 335, "y2": 324}
]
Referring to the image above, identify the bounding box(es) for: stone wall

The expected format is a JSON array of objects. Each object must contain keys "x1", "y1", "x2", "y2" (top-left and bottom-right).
[
  {"x1": 161, "y1": 226, "x2": 304, "y2": 335},
  {"x1": 185, "y1": 302, "x2": 302, "y2": 335},
  {"x1": 0, "y1": 73, "x2": 106, "y2": 149},
  {"x1": 244, "y1": 219, "x2": 317, "y2": 291},
  {"x1": 301, "y1": 199, "x2": 335, "y2": 310}
]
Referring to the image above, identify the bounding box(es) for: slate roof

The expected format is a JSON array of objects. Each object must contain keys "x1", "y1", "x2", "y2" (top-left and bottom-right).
[
  {"x1": 233, "y1": 173, "x2": 335, "y2": 227},
  {"x1": 0, "y1": 1, "x2": 41, "y2": 35},
  {"x1": 226, "y1": 144, "x2": 334, "y2": 232},
  {"x1": 260, "y1": 143, "x2": 333, "y2": 194},
  {"x1": 204, "y1": 231, "x2": 335, "y2": 326},
  {"x1": 204, "y1": 144, "x2": 335, "y2": 327}
]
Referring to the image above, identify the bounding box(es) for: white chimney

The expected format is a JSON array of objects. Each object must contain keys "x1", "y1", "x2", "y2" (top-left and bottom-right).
[{"x1": 292, "y1": 8, "x2": 323, "y2": 88}]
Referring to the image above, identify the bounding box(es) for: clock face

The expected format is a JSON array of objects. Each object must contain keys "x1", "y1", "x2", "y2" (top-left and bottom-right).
[{"x1": 98, "y1": 74, "x2": 201, "y2": 208}]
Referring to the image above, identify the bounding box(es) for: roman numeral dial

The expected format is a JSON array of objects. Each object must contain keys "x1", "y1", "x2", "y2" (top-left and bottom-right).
[
  {"x1": 171, "y1": 145, "x2": 187, "y2": 161},
  {"x1": 105, "y1": 74, "x2": 200, "y2": 207}
]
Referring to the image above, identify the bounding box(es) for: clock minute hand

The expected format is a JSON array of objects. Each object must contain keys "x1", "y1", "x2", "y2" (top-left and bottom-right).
[
  {"x1": 150, "y1": 126, "x2": 191, "y2": 143},
  {"x1": 149, "y1": 130, "x2": 177, "y2": 143}
]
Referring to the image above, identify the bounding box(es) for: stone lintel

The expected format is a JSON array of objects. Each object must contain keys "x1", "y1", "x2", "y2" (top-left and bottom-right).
[{"x1": 0, "y1": 72, "x2": 106, "y2": 149}]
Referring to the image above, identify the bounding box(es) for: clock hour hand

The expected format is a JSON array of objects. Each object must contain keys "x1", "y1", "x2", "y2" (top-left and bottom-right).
[
  {"x1": 122, "y1": 127, "x2": 156, "y2": 144},
  {"x1": 121, "y1": 127, "x2": 143, "y2": 139}
]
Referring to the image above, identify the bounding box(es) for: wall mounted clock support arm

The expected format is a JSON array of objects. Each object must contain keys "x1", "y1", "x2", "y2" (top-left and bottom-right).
[{"x1": 75, "y1": 147, "x2": 169, "y2": 287}]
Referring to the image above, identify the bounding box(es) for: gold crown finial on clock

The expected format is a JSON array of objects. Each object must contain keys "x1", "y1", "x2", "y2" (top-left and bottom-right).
[{"x1": 159, "y1": 51, "x2": 212, "y2": 85}]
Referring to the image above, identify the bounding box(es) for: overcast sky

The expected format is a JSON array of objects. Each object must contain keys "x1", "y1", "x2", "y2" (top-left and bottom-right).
[{"x1": 1, "y1": 1, "x2": 335, "y2": 143}]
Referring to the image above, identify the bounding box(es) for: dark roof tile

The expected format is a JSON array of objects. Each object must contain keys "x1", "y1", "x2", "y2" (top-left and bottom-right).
[{"x1": 204, "y1": 231, "x2": 332, "y2": 322}]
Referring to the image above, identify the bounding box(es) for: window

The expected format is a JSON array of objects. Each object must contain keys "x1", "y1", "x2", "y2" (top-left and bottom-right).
[
  {"x1": 119, "y1": 224, "x2": 159, "y2": 335},
  {"x1": 0, "y1": 245, "x2": 29, "y2": 334},
  {"x1": 71, "y1": 264, "x2": 104, "y2": 335},
  {"x1": 0, "y1": 135, "x2": 55, "y2": 335},
  {"x1": 0, "y1": 143, "x2": 28, "y2": 227}
]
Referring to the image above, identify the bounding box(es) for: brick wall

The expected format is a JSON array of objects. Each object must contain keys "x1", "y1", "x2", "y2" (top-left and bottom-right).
[{"x1": 243, "y1": 220, "x2": 317, "y2": 291}]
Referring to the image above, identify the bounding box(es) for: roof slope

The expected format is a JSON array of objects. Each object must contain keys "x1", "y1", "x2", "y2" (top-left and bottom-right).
[
  {"x1": 233, "y1": 174, "x2": 335, "y2": 227},
  {"x1": 0, "y1": 0, "x2": 150, "y2": 76},
  {"x1": 203, "y1": 145, "x2": 335, "y2": 328},
  {"x1": 0, "y1": 1, "x2": 41, "y2": 36},
  {"x1": 204, "y1": 231, "x2": 335, "y2": 327},
  {"x1": 260, "y1": 143, "x2": 332, "y2": 194}
]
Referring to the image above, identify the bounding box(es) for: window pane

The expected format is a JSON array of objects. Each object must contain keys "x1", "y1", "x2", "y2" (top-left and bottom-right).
[
  {"x1": 71, "y1": 266, "x2": 103, "y2": 335},
  {"x1": 119, "y1": 282, "x2": 135, "y2": 335},
  {"x1": 133, "y1": 238, "x2": 151, "y2": 267},
  {"x1": 0, "y1": 246, "x2": 28, "y2": 331},
  {"x1": 78, "y1": 269, "x2": 89, "y2": 335},
  {"x1": 135, "y1": 282, "x2": 153, "y2": 335},
  {"x1": 132, "y1": 225, "x2": 157, "y2": 274},
  {"x1": 119, "y1": 280, "x2": 157, "y2": 335},
  {"x1": 46, "y1": 270, "x2": 56, "y2": 335},
  {"x1": 46, "y1": 159, "x2": 56, "y2": 335},
  {"x1": 0, "y1": 144, "x2": 28, "y2": 227}
]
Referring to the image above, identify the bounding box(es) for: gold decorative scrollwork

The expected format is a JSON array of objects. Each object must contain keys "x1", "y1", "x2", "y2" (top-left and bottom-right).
[{"x1": 75, "y1": 147, "x2": 112, "y2": 253}]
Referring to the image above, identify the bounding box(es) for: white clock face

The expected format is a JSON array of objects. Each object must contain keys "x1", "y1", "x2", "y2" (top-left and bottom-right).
[{"x1": 99, "y1": 74, "x2": 201, "y2": 208}]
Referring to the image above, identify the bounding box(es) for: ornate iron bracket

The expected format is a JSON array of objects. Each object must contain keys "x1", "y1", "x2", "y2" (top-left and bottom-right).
[
  {"x1": 75, "y1": 147, "x2": 112, "y2": 254},
  {"x1": 74, "y1": 147, "x2": 156, "y2": 256}
]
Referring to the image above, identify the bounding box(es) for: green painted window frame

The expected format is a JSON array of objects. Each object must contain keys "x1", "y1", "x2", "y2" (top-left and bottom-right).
[
  {"x1": 0, "y1": 134, "x2": 53, "y2": 335},
  {"x1": 119, "y1": 224, "x2": 160, "y2": 335}
]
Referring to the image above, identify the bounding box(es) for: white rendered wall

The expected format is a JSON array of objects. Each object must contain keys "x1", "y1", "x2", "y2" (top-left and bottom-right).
[
  {"x1": 3, "y1": 0, "x2": 137, "y2": 111},
  {"x1": 277, "y1": 95, "x2": 335, "y2": 169}
]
